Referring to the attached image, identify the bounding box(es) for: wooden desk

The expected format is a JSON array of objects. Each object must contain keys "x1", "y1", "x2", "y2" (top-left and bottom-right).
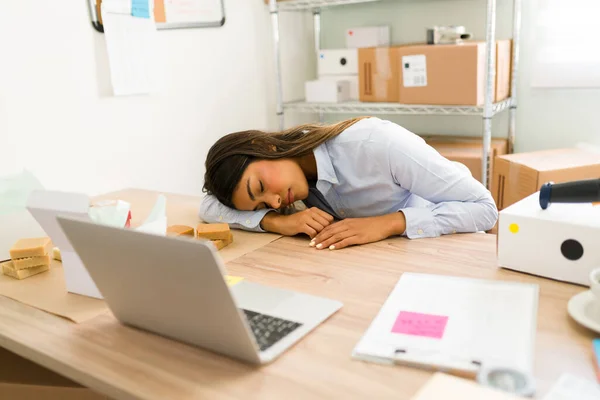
[{"x1": 0, "y1": 190, "x2": 595, "y2": 399}]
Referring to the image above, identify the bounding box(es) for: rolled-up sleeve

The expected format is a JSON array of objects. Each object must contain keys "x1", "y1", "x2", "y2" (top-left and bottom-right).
[
  {"x1": 199, "y1": 195, "x2": 274, "y2": 233},
  {"x1": 389, "y1": 136, "x2": 498, "y2": 239}
]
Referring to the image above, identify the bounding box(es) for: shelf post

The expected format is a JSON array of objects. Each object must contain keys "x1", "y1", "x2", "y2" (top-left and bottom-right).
[
  {"x1": 313, "y1": 8, "x2": 325, "y2": 123},
  {"x1": 269, "y1": 0, "x2": 285, "y2": 130},
  {"x1": 482, "y1": 0, "x2": 497, "y2": 188},
  {"x1": 508, "y1": 0, "x2": 522, "y2": 154}
]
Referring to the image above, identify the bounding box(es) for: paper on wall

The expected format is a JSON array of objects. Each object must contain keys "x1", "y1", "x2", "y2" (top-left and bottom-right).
[
  {"x1": 164, "y1": 0, "x2": 224, "y2": 24},
  {"x1": 101, "y1": 0, "x2": 158, "y2": 96}
]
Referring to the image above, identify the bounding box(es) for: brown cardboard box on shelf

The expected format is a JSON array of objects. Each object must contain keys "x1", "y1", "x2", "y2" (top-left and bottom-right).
[
  {"x1": 492, "y1": 148, "x2": 600, "y2": 210},
  {"x1": 423, "y1": 135, "x2": 508, "y2": 183},
  {"x1": 496, "y1": 39, "x2": 512, "y2": 100},
  {"x1": 359, "y1": 47, "x2": 401, "y2": 102},
  {"x1": 397, "y1": 40, "x2": 511, "y2": 105},
  {"x1": 0, "y1": 347, "x2": 107, "y2": 399}
]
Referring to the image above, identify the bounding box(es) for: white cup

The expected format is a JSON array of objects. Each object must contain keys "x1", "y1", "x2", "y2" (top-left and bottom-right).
[{"x1": 590, "y1": 267, "x2": 600, "y2": 304}]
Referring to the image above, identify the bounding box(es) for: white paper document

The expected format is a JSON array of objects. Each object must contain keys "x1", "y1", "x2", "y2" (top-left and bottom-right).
[
  {"x1": 164, "y1": 0, "x2": 224, "y2": 23},
  {"x1": 101, "y1": 0, "x2": 158, "y2": 96},
  {"x1": 543, "y1": 374, "x2": 600, "y2": 400},
  {"x1": 353, "y1": 273, "x2": 539, "y2": 375}
]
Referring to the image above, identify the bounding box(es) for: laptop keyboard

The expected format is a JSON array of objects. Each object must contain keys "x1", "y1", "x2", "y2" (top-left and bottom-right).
[{"x1": 242, "y1": 309, "x2": 302, "y2": 352}]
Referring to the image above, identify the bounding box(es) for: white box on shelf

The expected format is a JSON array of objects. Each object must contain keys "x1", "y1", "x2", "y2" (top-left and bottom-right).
[
  {"x1": 497, "y1": 192, "x2": 600, "y2": 286},
  {"x1": 305, "y1": 79, "x2": 350, "y2": 103},
  {"x1": 346, "y1": 26, "x2": 390, "y2": 48},
  {"x1": 318, "y1": 49, "x2": 358, "y2": 76},
  {"x1": 319, "y1": 75, "x2": 358, "y2": 100}
]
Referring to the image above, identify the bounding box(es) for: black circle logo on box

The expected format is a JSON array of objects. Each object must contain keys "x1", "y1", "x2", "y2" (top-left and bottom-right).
[{"x1": 561, "y1": 239, "x2": 584, "y2": 261}]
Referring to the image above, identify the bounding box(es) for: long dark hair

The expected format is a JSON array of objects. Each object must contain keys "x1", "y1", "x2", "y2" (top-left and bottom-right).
[{"x1": 203, "y1": 117, "x2": 366, "y2": 208}]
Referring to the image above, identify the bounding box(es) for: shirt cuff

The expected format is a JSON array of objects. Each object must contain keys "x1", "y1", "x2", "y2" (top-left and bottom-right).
[
  {"x1": 232, "y1": 208, "x2": 273, "y2": 233},
  {"x1": 399, "y1": 207, "x2": 437, "y2": 239}
]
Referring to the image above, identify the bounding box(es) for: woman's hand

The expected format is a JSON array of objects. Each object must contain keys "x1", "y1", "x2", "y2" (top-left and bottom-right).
[
  {"x1": 260, "y1": 207, "x2": 334, "y2": 238},
  {"x1": 311, "y1": 212, "x2": 406, "y2": 250}
]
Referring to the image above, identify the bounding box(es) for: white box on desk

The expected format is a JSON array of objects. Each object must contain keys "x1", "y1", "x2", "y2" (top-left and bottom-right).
[
  {"x1": 497, "y1": 192, "x2": 600, "y2": 286},
  {"x1": 346, "y1": 26, "x2": 390, "y2": 48},
  {"x1": 26, "y1": 191, "x2": 103, "y2": 299},
  {"x1": 319, "y1": 75, "x2": 358, "y2": 100},
  {"x1": 305, "y1": 79, "x2": 350, "y2": 103},
  {"x1": 318, "y1": 49, "x2": 358, "y2": 75}
]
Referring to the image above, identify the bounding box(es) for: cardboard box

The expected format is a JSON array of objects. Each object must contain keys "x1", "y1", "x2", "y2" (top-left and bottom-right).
[
  {"x1": 346, "y1": 26, "x2": 390, "y2": 48},
  {"x1": 497, "y1": 192, "x2": 600, "y2": 286},
  {"x1": 496, "y1": 39, "x2": 512, "y2": 101},
  {"x1": 0, "y1": 347, "x2": 108, "y2": 399},
  {"x1": 397, "y1": 41, "x2": 511, "y2": 105},
  {"x1": 492, "y1": 148, "x2": 600, "y2": 210},
  {"x1": 305, "y1": 79, "x2": 350, "y2": 103},
  {"x1": 423, "y1": 135, "x2": 508, "y2": 183},
  {"x1": 358, "y1": 47, "x2": 400, "y2": 102},
  {"x1": 319, "y1": 75, "x2": 359, "y2": 100},
  {"x1": 318, "y1": 49, "x2": 358, "y2": 76}
]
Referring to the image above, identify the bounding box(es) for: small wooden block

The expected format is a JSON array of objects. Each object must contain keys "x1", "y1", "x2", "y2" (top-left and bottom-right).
[
  {"x1": 9, "y1": 237, "x2": 53, "y2": 259},
  {"x1": 12, "y1": 255, "x2": 51, "y2": 270},
  {"x1": 196, "y1": 223, "x2": 230, "y2": 240},
  {"x1": 53, "y1": 247, "x2": 62, "y2": 261},
  {"x1": 2, "y1": 261, "x2": 49, "y2": 280},
  {"x1": 211, "y1": 231, "x2": 233, "y2": 251},
  {"x1": 211, "y1": 240, "x2": 229, "y2": 251},
  {"x1": 167, "y1": 225, "x2": 195, "y2": 237}
]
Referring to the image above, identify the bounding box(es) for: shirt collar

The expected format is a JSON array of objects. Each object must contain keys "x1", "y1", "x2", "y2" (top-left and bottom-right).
[{"x1": 313, "y1": 142, "x2": 339, "y2": 185}]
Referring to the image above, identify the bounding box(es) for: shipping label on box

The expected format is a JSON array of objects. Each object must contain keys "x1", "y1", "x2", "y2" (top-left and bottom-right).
[{"x1": 402, "y1": 55, "x2": 427, "y2": 87}]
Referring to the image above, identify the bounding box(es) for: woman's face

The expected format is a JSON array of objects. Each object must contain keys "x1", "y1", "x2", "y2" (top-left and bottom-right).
[{"x1": 231, "y1": 159, "x2": 309, "y2": 211}]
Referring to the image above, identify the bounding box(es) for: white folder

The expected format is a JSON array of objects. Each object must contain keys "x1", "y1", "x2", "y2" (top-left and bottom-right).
[{"x1": 353, "y1": 273, "x2": 539, "y2": 376}]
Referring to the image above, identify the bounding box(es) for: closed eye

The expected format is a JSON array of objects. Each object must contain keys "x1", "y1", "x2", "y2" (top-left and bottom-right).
[{"x1": 260, "y1": 180, "x2": 264, "y2": 193}]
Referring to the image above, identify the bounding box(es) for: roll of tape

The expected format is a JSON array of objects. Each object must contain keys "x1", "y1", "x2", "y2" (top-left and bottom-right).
[{"x1": 476, "y1": 366, "x2": 536, "y2": 397}]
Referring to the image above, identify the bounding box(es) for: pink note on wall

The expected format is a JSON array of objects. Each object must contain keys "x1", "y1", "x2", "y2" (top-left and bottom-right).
[{"x1": 392, "y1": 311, "x2": 449, "y2": 339}]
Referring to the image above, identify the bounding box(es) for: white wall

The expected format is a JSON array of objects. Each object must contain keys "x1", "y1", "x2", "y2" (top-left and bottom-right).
[
  {"x1": 319, "y1": 0, "x2": 600, "y2": 152},
  {"x1": 4, "y1": 0, "x2": 597, "y2": 198},
  {"x1": 0, "y1": 0, "x2": 312, "y2": 196}
]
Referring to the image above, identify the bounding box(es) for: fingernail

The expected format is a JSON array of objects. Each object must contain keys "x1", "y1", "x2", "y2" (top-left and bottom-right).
[
  {"x1": 309, "y1": 241, "x2": 315, "y2": 247},
  {"x1": 329, "y1": 245, "x2": 335, "y2": 250},
  {"x1": 316, "y1": 243, "x2": 323, "y2": 249}
]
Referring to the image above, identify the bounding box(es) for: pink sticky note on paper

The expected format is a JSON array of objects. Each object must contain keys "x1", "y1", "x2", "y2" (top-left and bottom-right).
[{"x1": 392, "y1": 311, "x2": 448, "y2": 339}]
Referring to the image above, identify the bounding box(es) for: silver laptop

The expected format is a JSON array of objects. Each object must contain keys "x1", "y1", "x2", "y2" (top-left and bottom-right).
[{"x1": 57, "y1": 215, "x2": 342, "y2": 364}]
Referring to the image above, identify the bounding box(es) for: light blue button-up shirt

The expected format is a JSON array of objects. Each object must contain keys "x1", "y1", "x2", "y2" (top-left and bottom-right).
[{"x1": 199, "y1": 117, "x2": 498, "y2": 239}]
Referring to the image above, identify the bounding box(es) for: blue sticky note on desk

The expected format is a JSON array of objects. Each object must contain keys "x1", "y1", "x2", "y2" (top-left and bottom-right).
[
  {"x1": 593, "y1": 338, "x2": 600, "y2": 381},
  {"x1": 131, "y1": 0, "x2": 150, "y2": 18}
]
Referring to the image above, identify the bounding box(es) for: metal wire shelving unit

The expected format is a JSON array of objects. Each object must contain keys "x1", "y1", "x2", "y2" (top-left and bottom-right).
[{"x1": 267, "y1": 0, "x2": 522, "y2": 188}]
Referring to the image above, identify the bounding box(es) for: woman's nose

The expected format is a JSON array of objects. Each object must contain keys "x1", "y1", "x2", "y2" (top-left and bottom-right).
[{"x1": 267, "y1": 194, "x2": 282, "y2": 209}]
